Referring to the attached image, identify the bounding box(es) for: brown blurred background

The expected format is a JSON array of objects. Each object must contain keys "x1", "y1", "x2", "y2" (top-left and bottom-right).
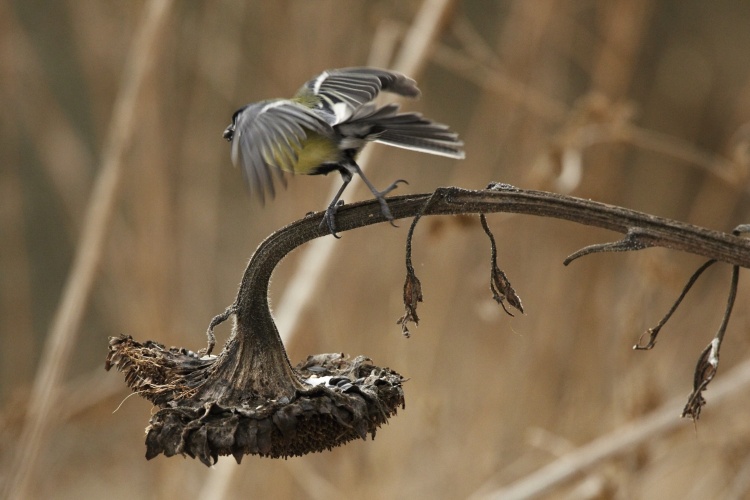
[{"x1": 3, "y1": 0, "x2": 750, "y2": 498}]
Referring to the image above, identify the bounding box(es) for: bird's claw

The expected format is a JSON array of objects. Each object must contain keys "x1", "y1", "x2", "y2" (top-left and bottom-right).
[
  {"x1": 382, "y1": 179, "x2": 408, "y2": 196},
  {"x1": 373, "y1": 179, "x2": 407, "y2": 227},
  {"x1": 320, "y1": 199, "x2": 345, "y2": 238}
]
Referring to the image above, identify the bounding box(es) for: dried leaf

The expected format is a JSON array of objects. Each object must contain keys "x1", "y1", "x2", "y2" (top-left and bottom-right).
[{"x1": 397, "y1": 269, "x2": 423, "y2": 337}]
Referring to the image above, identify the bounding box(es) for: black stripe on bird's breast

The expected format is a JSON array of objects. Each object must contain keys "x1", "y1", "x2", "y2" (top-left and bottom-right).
[
  {"x1": 308, "y1": 162, "x2": 346, "y2": 176},
  {"x1": 307, "y1": 149, "x2": 358, "y2": 177}
]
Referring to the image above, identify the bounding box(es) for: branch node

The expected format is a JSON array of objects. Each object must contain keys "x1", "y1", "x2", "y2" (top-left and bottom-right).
[
  {"x1": 633, "y1": 328, "x2": 659, "y2": 351},
  {"x1": 564, "y1": 228, "x2": 654, "y2": 266},
  {"x1": 486, "y1": 182, "x2": 520, "y2": 192}
]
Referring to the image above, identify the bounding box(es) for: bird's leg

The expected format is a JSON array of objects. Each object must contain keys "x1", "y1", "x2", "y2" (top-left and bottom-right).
[
  {"x1": 349, "y1": 162, "x2": 407, "y2": 227},
  {"x1": 320, "y1": 162, "x2": 408, "y2": 237},
  {"x1": 321, "y1": 170, "x2": 353, "y2": 238}
]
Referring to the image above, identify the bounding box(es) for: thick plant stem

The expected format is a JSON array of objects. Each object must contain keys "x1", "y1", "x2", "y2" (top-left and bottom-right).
[{"x1": 197, "y1": 185, "x2": 750, "y2": 406}]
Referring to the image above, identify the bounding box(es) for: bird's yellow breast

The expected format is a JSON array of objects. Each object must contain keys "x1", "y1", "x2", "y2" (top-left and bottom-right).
[{"x1": 271, "y1": 131, "x2": 341, "y2": 175}]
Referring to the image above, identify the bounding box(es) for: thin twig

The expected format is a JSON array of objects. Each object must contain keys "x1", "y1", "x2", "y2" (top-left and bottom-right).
[{"x1": 634, "y1": 259, "x2": 717, "y2": 350}]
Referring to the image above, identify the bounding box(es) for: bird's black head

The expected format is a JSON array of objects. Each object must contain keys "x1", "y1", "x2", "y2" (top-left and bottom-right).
[
  {"x1": 223, "y1": 124, "x2": 235, "y2": 141},
  {"x1": 224, "y1": 105, "x2": 248, "y2": 141}
]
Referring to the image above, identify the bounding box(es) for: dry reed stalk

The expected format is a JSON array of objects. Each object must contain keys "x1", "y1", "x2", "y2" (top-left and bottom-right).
[
  {"x1": 3, "y1": 1, "x2": 173, "y2": 498},
  {"x1": 476, "y1": 357, "x2": 750, "y2": 500}
]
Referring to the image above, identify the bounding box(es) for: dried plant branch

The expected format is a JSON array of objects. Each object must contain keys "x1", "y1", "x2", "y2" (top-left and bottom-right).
[
  {"x1": 5, "y1": 1, "x2": 173, "y2": 498},
  {"x1": 108, "y1": 183, "x2": 750, "y2": 465},
  {"x1": 390, "y1": 185, "x2": 750, "y2": 267}
]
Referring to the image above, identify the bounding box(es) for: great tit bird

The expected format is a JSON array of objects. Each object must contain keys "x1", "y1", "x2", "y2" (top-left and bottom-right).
[{"x1": 223, "y1": 67, "x2": 465, "y2": 237}]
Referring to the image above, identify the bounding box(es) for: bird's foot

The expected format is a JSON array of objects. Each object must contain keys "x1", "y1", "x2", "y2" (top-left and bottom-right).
[
  {"x1": 319, "y1": 179, "x2": 408, "y2": 237},
  {"x1": 373, "y1": 179, "x2": 408, "y2": 227},
  {"x1": 320, "y1": 199, "x2": 345, "y2": 238}
]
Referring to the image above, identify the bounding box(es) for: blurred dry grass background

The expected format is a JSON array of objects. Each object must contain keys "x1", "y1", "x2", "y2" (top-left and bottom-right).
[{"x1": 3, "y1": 0, "x2": 750, "y2": 498}]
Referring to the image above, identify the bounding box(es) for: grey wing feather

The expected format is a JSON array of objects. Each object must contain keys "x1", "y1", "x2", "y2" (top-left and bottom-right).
[
  {"x1": 298, "y1": 67, "x2": 420, "y2": 124},
  {"x1": 231, "y1": 100, "x2": 330, "y2": 203}
]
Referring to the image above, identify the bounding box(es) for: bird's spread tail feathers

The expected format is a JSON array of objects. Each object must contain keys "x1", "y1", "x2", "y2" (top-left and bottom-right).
[{"x1": 345, "y1": 104, "x2": 465, "y2": 159}]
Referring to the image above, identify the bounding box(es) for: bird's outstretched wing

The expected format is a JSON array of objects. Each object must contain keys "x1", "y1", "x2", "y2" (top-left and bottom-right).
[
  {"x1": 230, "y1": 100, "x2": 331, "y2": 203},
  {"x1": 295, "y1": 67, "x2": 421, "y2": 124}
]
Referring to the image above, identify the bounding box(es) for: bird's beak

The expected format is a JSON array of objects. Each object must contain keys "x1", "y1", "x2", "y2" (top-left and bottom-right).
[{"x1": 223, "y1": 125, "x2": 234, "y2": 141}]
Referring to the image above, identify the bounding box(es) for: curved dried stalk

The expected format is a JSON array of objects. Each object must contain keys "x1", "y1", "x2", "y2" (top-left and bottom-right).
[{"x1": 107, "y1": 184, "x2": 750, "y2": 465}]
